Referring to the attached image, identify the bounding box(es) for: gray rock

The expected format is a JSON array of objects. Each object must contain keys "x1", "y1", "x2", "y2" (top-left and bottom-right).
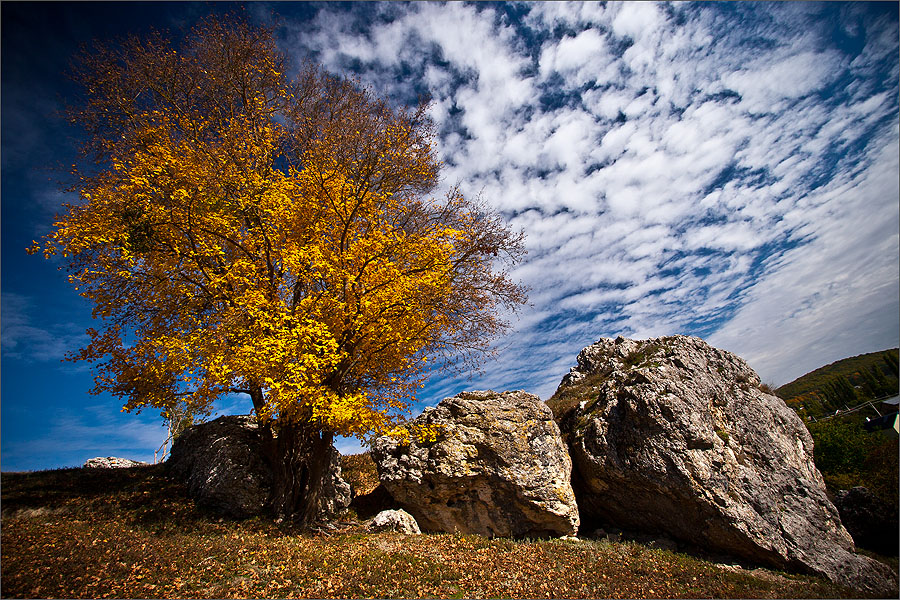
[
  {"x1": 833, "y1": 487, "x2": 899, "y2": 556},
  {"x1": 168, "y1": 415, "x2": 272, "y2": 518},
  {"x1": 168, "y1": 415, "x2": 350, "y2": 520},
  {"x1": 371, "y1": 390, "x2": 579, "y2": 538},
  {"x1": 319, "y1": 442, "x2": 353, "y2": 519},
  {"x1": 369, "y1": 509, "x2": 421, "y2": 534},
  {"x1": 554, "y1": 335, "x2": 896, "y2": 596},
  {"x1": 83, "y1": 456, "x2": 149, "y2": 469}
]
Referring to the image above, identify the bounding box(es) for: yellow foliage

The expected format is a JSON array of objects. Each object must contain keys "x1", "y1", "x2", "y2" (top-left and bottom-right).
[{"x1": 35, "y1": 17, "x2": 526, "y2": 442}]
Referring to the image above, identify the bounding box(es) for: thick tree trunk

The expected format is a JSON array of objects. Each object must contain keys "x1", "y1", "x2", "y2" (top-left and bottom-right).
[
  {"x1": 267, "y1": 421, "x2": 334, "y2": 527},
  {"x1": 249, "y1": 384, "x2": 333, "y2": 528}
]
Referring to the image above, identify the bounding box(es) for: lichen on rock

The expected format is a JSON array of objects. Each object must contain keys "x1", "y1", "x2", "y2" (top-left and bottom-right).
[
  {"x1": 553, "y1": 335, "x2": 896, "y2": 596},
  {"x1": 371, "y1": 390, "x2": 579, "y2": 538}
]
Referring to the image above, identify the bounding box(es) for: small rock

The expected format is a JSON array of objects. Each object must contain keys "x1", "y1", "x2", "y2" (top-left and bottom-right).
[
  {"x1": 83, "y1": 457, "x2": 148, "y2": 468},
  {"x1": 369, "y1": 509, "x2": 421, "y2": 534}
]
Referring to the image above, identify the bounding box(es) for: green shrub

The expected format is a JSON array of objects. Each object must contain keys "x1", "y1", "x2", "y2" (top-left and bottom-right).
[{"x1": 808, "y1": 416, "x2": 898, "y2": 507}]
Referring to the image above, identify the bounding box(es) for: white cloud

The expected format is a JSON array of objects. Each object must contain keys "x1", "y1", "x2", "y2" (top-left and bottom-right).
[
  {"x1": 542, "y1": 110, "x2": 597, "y2": 173},
  {"x1": 723, "y1": 50, "x2": 843, "y2": 114},
  {"x1": 540, "y1": 28, "x2": 615, "y2": 86},
  {"x1": 710, "y1": 124, "x2": 900, "y2": 384},
  {"x1": 278, "y1": 2, "x2": 900, "y2": 398},
  {"x1": 684, "y1": 221, "x2": 767, "y2": 253},
  {"x1": 584, "y1": 87, "x2": 631, "y2": 121},
  {"x1": 610, "y1": 2, "x2": 663, "y2": 42},
  {"x1": 1, "y1": 293, "x2": 89, "y2": 363}
]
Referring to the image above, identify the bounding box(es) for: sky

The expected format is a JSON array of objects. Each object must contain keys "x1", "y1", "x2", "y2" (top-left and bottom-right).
[{"x1": 2, "y1": 1, "x2": 898, "y2": 471}]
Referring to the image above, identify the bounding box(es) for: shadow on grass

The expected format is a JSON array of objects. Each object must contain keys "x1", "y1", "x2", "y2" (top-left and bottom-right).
[
  {"x1": 2, "y1": 465, "x2": 167, "y2": 509},
  {"x1": 2, "y1": 464, "x2": 219, "y2": 532}
]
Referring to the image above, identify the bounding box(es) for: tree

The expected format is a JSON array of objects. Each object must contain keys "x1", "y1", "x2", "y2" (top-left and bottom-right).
[
  {"x1": 883, "y1": 351, "x2": 899, "y2": 378},
  {"x1": 33, "y1": 16, "x2": 526, "y2": 526},
  {"x1": 155, "y1": 400, "x2": 197, "y2": 463},
  {"x1": 808, "y1": 416, "x2": 898, "y2": 508}
]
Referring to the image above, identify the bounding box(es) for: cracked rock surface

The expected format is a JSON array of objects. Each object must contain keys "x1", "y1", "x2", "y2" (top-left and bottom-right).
[
  {"x1": 372, "y1": 390, "x2": 579, "y2": 538},
  {"x1": 552, "y1": 335, "x2": 895, "y2": 596},
  {"x1": 168, "y1": 415, "x2": 350, "y2": 520}
]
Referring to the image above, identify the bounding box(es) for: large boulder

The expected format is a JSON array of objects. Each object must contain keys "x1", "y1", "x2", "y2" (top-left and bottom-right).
[
  {"x1": 168, "y1": 415, "x2": 272, "y2": 518},
  {"x1": 168, "y1": 415, "x2": 350, "y2": 520},
  {"x1": 371, "y1": 390, "x2": 579, "y2": 538},
  {"x1": 550, "y1": 335, "x2": 895, "y2": 595}
]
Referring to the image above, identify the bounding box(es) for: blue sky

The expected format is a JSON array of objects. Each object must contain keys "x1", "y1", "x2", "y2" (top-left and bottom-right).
[{"x1": 2, "y1": 2, "x2": 898, "y2": 471}]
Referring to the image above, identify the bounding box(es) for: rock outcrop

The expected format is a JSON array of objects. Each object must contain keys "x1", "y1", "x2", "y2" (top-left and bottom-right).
[
  {"x1": 833, "y1": 486, "x2": 899, "y2": 556},
  {"x1": 550, "y1": 335, "x2": 895, "y2": 595},
  {"x1": 369, "y1": 509, "x2": 421, "y2": 534},
  {"x1": 371, "y1": 390, "x2": 579, "y2": 538},
  {"x1": 168, "y1": 415, "x2": 350, "y2": 520},
  {"x1": 83, "y1": 457, "x2": 149, "y2": 468}
]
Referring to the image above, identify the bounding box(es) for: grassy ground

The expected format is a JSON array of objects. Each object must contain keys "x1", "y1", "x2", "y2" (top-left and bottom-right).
[{"x1": 0, "y1": 461, "x2": 883, "y2": 599}]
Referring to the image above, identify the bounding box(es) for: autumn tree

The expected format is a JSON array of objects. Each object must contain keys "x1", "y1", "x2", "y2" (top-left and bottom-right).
[{"x1": 33, "y1": 16, "x2": 526, "y2": 526}]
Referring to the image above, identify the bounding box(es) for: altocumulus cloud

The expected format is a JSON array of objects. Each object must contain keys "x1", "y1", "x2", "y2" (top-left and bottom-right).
[
  {"x1": 0, "y1": 1, "x2": 896, "y2": 467},
  {"x1": 274, "y1": 1, "x2": 899, "y2": 398}
]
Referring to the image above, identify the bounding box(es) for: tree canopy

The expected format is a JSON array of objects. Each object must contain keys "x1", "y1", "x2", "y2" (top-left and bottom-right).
[{"x1": 34, "y1": 16, "x2": 526, "y2": 446}]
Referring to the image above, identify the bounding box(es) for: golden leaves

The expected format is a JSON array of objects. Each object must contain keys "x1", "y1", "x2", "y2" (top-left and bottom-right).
[
  {"x1": 3, "y1": 460, "x2": 843, "y2": 600},
  {"x1": 35, "y1": 17, "x2": 525, "y2": 442}
]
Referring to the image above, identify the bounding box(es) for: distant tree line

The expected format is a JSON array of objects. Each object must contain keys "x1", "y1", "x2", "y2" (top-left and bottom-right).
[
  {"x1": 807, "y1": 414, "x2": 898, "y2": 508},
  {"x1": 776, "y1": 350, "x2": 899, "y2": 515},
  {"x1": 777, "y1": 349, "x2": 899, "y2": 419}
]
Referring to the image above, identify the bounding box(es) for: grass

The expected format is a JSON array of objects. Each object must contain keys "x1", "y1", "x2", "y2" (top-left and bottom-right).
[
  {"x1": 0, "y1": 463, "x2": 881, "y2": 599},
  {"x1": 623, "y1": 340, "x2": 665, "y2": 369},
  {"x1": 545, "y1": 366, "x2": 613, "y2": 424},
  {"x1": 545, "y1": 340, "x2": 670, "y2": 424}
]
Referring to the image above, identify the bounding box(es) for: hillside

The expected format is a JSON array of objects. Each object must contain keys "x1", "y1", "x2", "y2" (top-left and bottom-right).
[
  {"x1": 775, "y1": 349, "x2": 899, "y2": 523},
  {"x1": 776, "y1": 349, "x2": 899, "y2": 418},
  {"x1": 0, "y1": 464, "x2": 870, "y2": 599}
]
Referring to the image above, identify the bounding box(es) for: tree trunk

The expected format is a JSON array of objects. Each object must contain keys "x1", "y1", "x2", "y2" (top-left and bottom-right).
[
  {"x1": 266, "y1": 420, "x2": 334, "y2": 527},
  {"x1": 249, "y1": 384, "x2": 334, "y2": 528}
]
